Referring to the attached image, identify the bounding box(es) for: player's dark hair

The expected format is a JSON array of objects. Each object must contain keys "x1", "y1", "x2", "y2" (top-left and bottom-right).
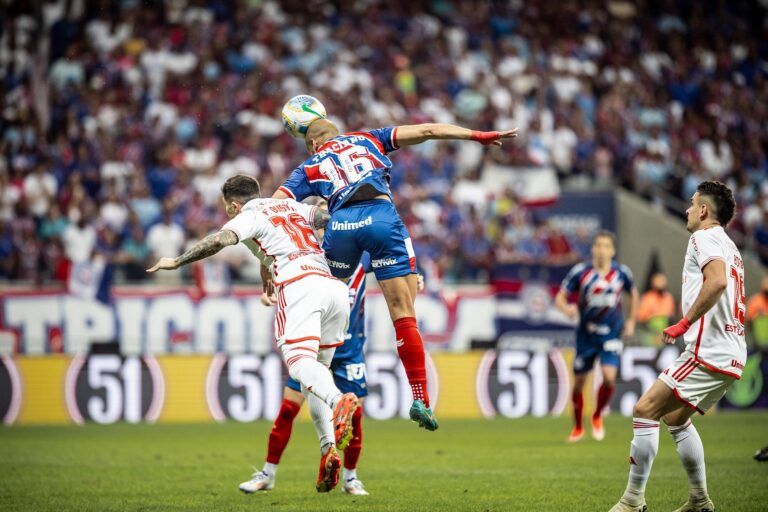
[
  {"x1": 696, "y1": 180, "x2": 735, "y2": 226},
  {"x1": 222, "y1": 175, "x2": 261, "y2": 203},
  {"x1": 593, "y1": 230, "x2": 616, "y2": 247}
]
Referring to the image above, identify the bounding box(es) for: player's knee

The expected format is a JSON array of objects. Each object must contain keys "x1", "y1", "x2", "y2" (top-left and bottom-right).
[{"x1": 632, "y1": 398, "x2": 655, "y2": 419}]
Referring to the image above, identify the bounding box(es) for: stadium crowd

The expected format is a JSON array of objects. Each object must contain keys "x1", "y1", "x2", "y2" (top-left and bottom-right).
[{"x1": 1, "y1": 0, "x2": 767, "y2": 285}]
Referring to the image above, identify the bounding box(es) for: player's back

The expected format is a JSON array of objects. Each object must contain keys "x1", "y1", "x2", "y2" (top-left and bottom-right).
[
  {"x1": 223, "y1": 198, "x2": 332, "y2": 286},
  {"x1": 278, "y1": 128, "x2": 399, "y2": 212},
  {"x1": 682, "y1": 226, "x2": 746, "y2": 376}
]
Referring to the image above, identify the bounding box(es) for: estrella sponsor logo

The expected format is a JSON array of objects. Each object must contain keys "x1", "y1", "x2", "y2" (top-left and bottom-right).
[
  {"x1": 372, "y1": 257, "x2": 398, "y2": 268},
  {"x1": 330, "y1": 216, "x2": 373, "y2": 231}
]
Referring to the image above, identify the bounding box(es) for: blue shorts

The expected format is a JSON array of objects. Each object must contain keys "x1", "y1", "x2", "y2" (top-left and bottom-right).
[
  {"x1": 323, "y1": 199, "x2": 415, "y2": 281},
  {"x1": 573, "y1": 330, "x2": 622, "y2": 374},
  {"x1": 285, "y1": 353, "x2": 368, "y2": 398}
]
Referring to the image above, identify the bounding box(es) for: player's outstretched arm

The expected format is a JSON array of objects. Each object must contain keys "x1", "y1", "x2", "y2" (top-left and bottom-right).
[
  {"x1": 662, "y1": 260, "x2": 727, "y2": 343},
  {"x1": 394, "y1": 123, "x2": 517, "y2": 147},
  {"x1": 146, "y1": 229, "x2": 239, "y2": 272}
]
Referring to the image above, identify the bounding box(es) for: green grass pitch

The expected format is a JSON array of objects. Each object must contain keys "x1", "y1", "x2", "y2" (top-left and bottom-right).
[{"x1": 2, "y1": 412, "x2": 767, "y2": 511}]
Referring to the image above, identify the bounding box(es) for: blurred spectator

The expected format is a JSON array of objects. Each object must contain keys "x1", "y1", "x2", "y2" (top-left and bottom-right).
[
  {"x1": 755, "y1": 211, "x2": 768, "y2": 267},
  {"x1": 638, "y1": 273, "x2": 676, "y2": 323},
  {"x1": 61, "y1": 212, "x2": 96, "y2": 265},
  {"x1": 118, "y1": 224, "x2": 151, "y2": 281},
  {"x1": 23, "y1": 163, "x2": 58, "y2": 219},
  {"x1": 747, "y1": 276, "x2": 768, "y2": 348},
  {"x1": 146, "y1": 209, "x2": 185, "y2": 262}
]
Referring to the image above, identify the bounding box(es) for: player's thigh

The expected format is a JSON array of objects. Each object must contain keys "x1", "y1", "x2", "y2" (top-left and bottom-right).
[
  {"x1": 378, "y1": 274, "x2": 418, "y2": 321},
  {"x1": 659, "y1": 353, "x2": 735, "y2": 419},
  {"x1": 633, "y1": 378, "x2": 681, "y2": 420},
  {"x1": 319, "y1": 278, "x2": 351, "y2": 349},
  {"x1": 598, "y1": 340, "x2": 621, "y2": 384},
  {"x1": 355, "y1": 200, "x2": 416, "y2": 282},
  {"x1": 574, "y1": 334, "x2": 599, "y2": 375},
  {"x1": 323, "y1": 210, "x2": 364, "y2": 279}
]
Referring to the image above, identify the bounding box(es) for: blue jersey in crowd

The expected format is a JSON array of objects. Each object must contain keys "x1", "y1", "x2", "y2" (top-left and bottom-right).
[
  {"x1": 560, "y1": 261, "x2": 635, "y2": 335},
  {"x1": 278, "y1": 127, "x2": 399, "y2": 213}
]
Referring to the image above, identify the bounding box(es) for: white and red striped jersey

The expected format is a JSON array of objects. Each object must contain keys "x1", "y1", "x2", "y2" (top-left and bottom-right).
[
  {"x1": 223, "y1": 198, "x2": 332, "y2": 286},
  {"x1": 681, "y1": 226, "x2": 747, "y2": 378}
]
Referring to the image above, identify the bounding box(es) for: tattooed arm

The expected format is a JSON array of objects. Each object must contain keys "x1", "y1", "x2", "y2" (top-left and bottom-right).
[
  {"x1": 313, "y1": 207, "x2": 330, "y2": 230},
  {"x1": 147, "y1": 229, "x2": 239, "y2": 272}
]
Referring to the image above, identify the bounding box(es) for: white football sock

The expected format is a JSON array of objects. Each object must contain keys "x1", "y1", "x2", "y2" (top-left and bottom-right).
[
  {"x1": 286, "y1": 355, "x2": 342, "y2": 409},
  {"x1": 302, "y1": 384, "x2": 335, "y2": 450},
  {"x1": 668, "y1": 420, "x2": 708, "y2": 500},
  {"x1": 342, "y1": 468, "x2": 357, "y2": 482},
  {"x1": 621, "y1": 418, "x2": 660, "y2": 504},
  {"x1": 263, "y1": 462, "x2": 278, "y2": 476}
]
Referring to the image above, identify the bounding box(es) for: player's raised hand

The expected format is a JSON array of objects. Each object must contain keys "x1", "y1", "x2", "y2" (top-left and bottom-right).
[
  {"x1": 471, "y1": 128, "x2": 518, "y2": 146},
  {"x1": 146, "y1": 257, "x2": 178, "y2": 273}
]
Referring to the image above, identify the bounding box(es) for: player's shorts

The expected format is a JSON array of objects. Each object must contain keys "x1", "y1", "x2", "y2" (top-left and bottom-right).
[
  {"x1": 274, "y1": 274, "x2": 350, "y2": 349},
  {"x1": 323, "y1": 198, "x2": 415, "y2": 281},
  {"x1": 286, "y1": 352, "x2": 368, "y2": 398},
  {"x1": 573, "y1": 329, "x2": 623, "y2": 374},
  {"x1": 658, "y1": 350, "x2": 736, "y2": 414}
]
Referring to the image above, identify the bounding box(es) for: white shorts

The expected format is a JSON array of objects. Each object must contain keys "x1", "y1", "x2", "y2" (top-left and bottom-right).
[
  {"x1": 658, "y1": 350, "x2": 736, "y2": 414},
  {"x1": 274, "y1": 274, "x2": 350, "y2": 351}
]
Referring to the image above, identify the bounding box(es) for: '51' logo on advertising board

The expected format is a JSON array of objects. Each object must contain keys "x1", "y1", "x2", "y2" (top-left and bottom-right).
[{"x1": 65, "y1": 355, "x2": 165, "y2": 424}]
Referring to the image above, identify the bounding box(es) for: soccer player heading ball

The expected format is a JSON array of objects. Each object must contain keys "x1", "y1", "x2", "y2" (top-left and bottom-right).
[
  {"x1": 556, "y1": 231, "x2": 639, "y2": 443},
  {"x1": 610, "y1": 181, "x2": 747, "y2": 512},
  {"x1": 271, "y1": 113, "x2": 517, "y2": 431}
]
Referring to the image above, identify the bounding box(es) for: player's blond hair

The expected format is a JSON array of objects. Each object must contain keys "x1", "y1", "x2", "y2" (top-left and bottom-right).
[{"x1": 305, "y1": 119, "x2": 340, "y2": 153}]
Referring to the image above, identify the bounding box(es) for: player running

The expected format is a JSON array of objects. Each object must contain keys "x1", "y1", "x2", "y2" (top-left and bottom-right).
[
  {"x1": 147, "y1": 175, "x2": 358, "y2": 492},
  {"x1": 609, "y1": 181, "x2": 747, "y2": 512},
  {"x1": 555, "y1": 230, "x2": 639, "y2": 442},
  {"x1": 272, "y1": 119, "x2": 517, "y2": 430}
]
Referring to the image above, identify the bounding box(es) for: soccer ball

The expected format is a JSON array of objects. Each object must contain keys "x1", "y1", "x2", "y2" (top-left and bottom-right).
[{"x1": 281, "y1": 95, "x2": 327, "y2": 138}]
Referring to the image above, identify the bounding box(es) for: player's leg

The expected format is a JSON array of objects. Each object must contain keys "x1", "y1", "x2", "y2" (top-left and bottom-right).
[
  {"x1": 610, "y1": 379, "x2": 682, "y2": 511},
  {"x1": 592, "y1": 346, "x2": 620, "y2": 441},
  {"x1": 353, "y1": 201, "x2": 436, "y2": 430},
  {"x1": 662, "y1": 364, "x2": 734, "y2": 512},
  {"x1": 569, "y1": 337, "x2": 596, "y2": 442},
  {"x1": 239, "y1": 384, "x2": 304, "y2": 493},
  {"x1": 318, "y1": 278, "x2": 358, "y2": 450},
  {"x1": 330, "y1": 357, "x2": 369, "y2": 495},
  {"x1": 279, "y1": 282, "x2": 346, "y2": 412}
]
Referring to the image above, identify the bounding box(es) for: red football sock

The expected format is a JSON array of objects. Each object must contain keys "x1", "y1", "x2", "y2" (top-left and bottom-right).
[
  {"x1": 394, "y1": 316, "x2": 430, "y2": 407},
  {"x1": 266, "y1": 398, "x2": 301, "y2": 464},
  {"x1": 343, "y1": 406, "x2": 363, "y2": 470},
  {"x1": 593, "y1": 383, "x2": 615, "y2": 419},
  {"x1": 572, "y1": 389, "x2": 584, "y2": 429}
]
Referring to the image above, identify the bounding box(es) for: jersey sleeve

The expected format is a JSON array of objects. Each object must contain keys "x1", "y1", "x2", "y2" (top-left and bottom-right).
[
  {"x1": 367, "y1": 127, "x2": 399, "y2": 153},
  {"x1": 690, "y1": 231, "x2": 727, "y2": 270},
  {"x1": 222, "y1": 207, "x2": 260, "y2": 243},
  {"x1": 561, "y1": 263, "x2": 585, "y2": 293},
  {"x1": 619, "y1": 264, "x2": 636, "y2": 291},
  {"x1": 278, "y1": 166, "x2": 313, "y2": 202}
]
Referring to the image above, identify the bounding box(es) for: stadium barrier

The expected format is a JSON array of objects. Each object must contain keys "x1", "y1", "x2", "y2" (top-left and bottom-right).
[{"x1": 3, "y1": 347, "x2": 765, "y2": 425}]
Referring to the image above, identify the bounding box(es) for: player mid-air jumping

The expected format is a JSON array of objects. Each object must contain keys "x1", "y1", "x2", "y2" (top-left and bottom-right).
[
  {"x1": 555, "y1": 230, "x2": 639, "y2": 442},
  {"x1": 271, "y1": 119, "x2": 517, "y2": 431},
  {"x1": 609, "y1": 181, "x2": 747, "y2": 512},
  {"x1": 147, "y1": 175, "x2": 358, "y2": 492}
]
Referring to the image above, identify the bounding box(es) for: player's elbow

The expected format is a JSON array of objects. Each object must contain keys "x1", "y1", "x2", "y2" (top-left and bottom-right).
[
  {"x1": 419, "y1": 123, "x2": 440, "y2": 139},
  {"x1": 710, "y1": 277, "x2": 727, "y2": 292}
]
